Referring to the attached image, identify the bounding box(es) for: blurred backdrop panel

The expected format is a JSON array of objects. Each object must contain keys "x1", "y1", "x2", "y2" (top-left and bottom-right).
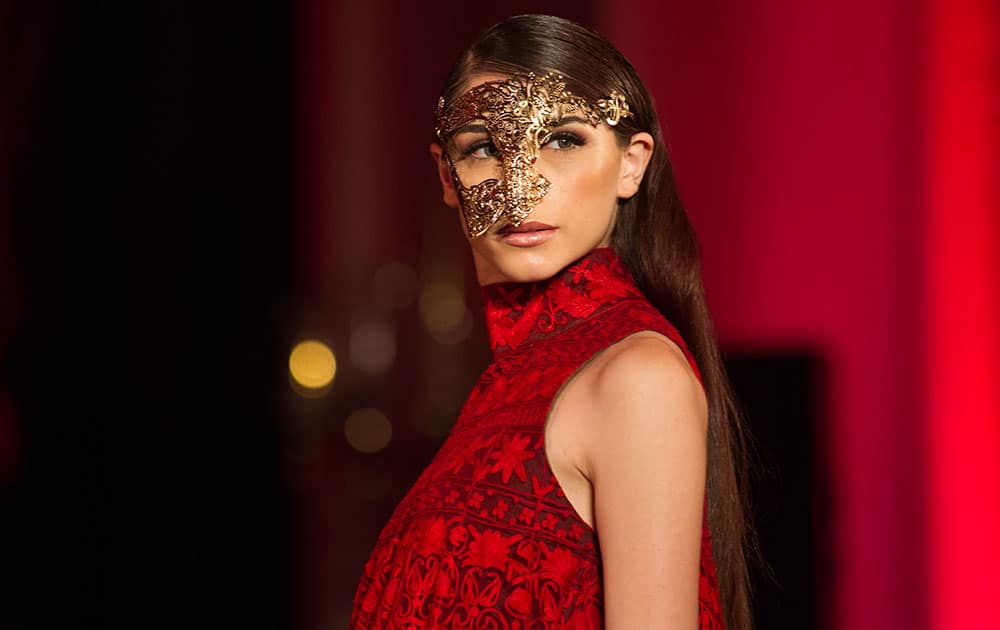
[
  {"x1": 7, "y1": 1, "x2": 294, "y2": 629},
  {"x1": 924, "y1": 1, "x2": 1000, "y2": 628},
  {"x1": 726, "y1": 353, "x2": 827, "y2": 630}
]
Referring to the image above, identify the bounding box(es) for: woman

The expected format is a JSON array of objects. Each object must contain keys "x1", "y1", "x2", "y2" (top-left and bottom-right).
[{"x1": 350, "y1": 14, "x2": 754, "y2": 630}]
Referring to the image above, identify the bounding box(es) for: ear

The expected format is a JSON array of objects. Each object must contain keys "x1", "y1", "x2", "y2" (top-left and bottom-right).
[
  {"x1": 617, "y1": 132, "x2": 654, "y2": 199},
  {"x1": 429, "y1": 142, "x2": 460, "y2": 208}
]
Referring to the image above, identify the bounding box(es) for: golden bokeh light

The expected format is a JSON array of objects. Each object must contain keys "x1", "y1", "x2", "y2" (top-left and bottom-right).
[
  {"x1": 344, "y1": 408, "x2": 393, "y2": 454},
  {"x1": 288, "y1": 340, "x2": 337, "y2": 390},
  {"x1": 419, "y1": 282, "x2": 466, "y2": 334},
  {"x1": 429, "y1": 307, "x2": 473, "y2": 345}
]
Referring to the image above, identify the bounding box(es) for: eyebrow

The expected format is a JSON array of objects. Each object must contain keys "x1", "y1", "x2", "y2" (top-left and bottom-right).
[
  {"x1": 450, "y1": 115, "x2": 591, "y2": 137},
  {"x1": 552, "y1": 115, "x2": 590, "y2": 127},
  {"x1": 451, "y1": 123, "x2": 488, "y2": 136}
]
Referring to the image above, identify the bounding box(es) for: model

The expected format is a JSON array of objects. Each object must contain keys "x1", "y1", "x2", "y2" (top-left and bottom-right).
[{"x1": 350, "y1": 14, "x2": 753, "y2": 630}]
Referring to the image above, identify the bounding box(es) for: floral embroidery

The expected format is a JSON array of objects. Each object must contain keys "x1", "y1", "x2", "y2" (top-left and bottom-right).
[
  {"x1": 540, "y1": 512, "x2": 559, "y2": 531},
  {"x1": 350, "y1": 247, "x2": 724, "y2": 629},
  {"x1": 488, "y1": 433, "x2": 534, "y2": 483},
  {"x1": 464, "y1": 527, "x2": 523, "y2": 571},
  {"x1": 491, "y1": 499, "x2": 510, "y2": 520},
  {"x1": 539, "y1": 545, "x2": 580, "y2": 587},
  {"x1": 517, "y1": 507, "x2": 535, "y2": 524},
  {"x1": 417, "y1": 517, "x2": 448, "y2": 557}
]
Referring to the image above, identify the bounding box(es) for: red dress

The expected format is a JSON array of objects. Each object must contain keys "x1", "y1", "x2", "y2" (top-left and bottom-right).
[{"x1": 350, "y1": 246, "x2": 725, "y2": 629}]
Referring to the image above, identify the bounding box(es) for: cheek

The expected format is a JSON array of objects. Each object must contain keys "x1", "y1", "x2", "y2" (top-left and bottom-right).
[{"x1": 543, "y1": 153, "x2": 620, "y2": 219}]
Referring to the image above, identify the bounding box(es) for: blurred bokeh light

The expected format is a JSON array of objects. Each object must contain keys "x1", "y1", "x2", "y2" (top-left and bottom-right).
[
  {"x1": 349, "y1": 312, "x2": 396, "y2": 374},
  {"x1": 288, "y1": 340, "x2": 337, "y2": 394},
  {"x1": 344, "y1": 408, "x2": 392, "y2": 454},
  {"x1": 419, "y1": 282, "x2": 472, "y2": 344}
]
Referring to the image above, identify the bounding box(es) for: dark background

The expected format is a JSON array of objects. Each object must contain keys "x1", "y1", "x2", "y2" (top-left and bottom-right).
[{"x1": 6, "y1": 2, "x2": 292, "y2": 628}]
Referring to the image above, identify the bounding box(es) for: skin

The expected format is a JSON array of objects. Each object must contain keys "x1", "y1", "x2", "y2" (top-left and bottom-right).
[{"x1": 430, "y1": 73, "x2": 708, "y2": 629}]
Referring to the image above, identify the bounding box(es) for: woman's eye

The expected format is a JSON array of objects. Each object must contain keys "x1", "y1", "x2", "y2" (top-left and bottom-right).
[
  {"x1": 542, "y1": 132, "x2": 585, "y2": 151},
  {"x1": 464, "y1": 140, "x2": 499, "y2": 159}
]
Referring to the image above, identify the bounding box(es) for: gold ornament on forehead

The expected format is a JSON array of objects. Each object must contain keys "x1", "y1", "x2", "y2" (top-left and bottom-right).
[{"x1": 434, "y1": 72, "x2": 633, "y2": 238}]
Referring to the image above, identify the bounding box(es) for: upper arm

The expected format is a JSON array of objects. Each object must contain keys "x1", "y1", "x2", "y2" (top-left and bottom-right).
[{"x1": 584, "y1": 332, "x2": 708, "y2": 629}]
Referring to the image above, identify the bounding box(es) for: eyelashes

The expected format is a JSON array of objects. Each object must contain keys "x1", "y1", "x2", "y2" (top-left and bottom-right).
[
  {"x1": 461, "y1": 138, "x2": 499, "y2": 159},
  {"x1": 459, "y1": 131, "x2": 587, "y2": 160},
  {"x1": 542, "y1": 131, "x2": 586, "y2": 150}
]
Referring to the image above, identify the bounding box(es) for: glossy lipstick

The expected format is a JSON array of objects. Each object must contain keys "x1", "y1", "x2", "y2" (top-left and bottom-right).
[{"x1": 496, "y1": 221, "x2": 558, "y2": 247}]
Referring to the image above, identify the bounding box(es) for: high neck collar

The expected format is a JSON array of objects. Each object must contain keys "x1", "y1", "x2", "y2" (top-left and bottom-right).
[{"x1": 479, "y1": 246, "x2": 645, "y2": 355}]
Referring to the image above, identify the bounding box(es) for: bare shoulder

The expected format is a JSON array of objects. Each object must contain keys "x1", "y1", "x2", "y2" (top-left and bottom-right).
[
  {"x1": 569, "y1": 330, "x2": 709, "y2": 477},
  {"x1": 589, "y1": 330, "x2": 707, "y2": 429}
]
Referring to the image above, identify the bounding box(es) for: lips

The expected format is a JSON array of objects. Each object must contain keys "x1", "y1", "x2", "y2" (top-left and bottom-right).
[
  {"x1": 495, "y1": 221, "x2": 558, "y2": 248},
  {"x1": 497, "y1": 221, "x2": 556, "y2": 235}
]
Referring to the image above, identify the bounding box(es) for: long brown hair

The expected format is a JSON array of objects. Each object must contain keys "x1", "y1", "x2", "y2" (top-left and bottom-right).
[{"x1": 437, "y1": 14, "x2": 757, "y2": 630}]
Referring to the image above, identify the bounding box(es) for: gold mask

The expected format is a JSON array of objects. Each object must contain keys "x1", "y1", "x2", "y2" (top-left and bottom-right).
[{"x1": 434, "y1": 72, "x2": 632, "y2": 238}]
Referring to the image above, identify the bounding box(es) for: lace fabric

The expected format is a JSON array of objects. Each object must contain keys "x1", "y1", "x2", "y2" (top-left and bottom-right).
[{"x1": 350, "y1": 246, "x2": 724, "y2": 629}]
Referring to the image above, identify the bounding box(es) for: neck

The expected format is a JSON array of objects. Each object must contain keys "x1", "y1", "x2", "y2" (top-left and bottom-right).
[{"x1": 479, "y1": 246, "x2": 644, "y2": 356}]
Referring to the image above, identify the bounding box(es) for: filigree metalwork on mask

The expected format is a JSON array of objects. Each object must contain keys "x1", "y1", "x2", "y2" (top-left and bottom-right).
[
  {"x1": 434, "y1": 72, "x2": 633, "y2": 238},
  {"x1": 595, "y1": 91, "x2": 631, "y2": 127}
]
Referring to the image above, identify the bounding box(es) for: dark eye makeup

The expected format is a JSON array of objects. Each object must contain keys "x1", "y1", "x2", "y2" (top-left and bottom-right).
[
  {"x1": 543, "y1": 131, "x2": 586, "y2": 150},
  {"x1": 455, "y1": 129, "x2": 588, "y2": 161},
  {"x1": 461, "y1": 138, "x2": 499, "y2": 158}
]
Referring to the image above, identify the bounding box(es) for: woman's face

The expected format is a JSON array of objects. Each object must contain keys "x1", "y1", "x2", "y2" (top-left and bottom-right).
[{"x1": 430, "y1": 73, "x2": 653, "y2": 285}]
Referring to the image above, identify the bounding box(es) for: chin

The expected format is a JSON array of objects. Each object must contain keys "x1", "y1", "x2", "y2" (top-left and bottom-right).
[{"x1": 476, "y1": 237, "x2": 599, "y2": 284}]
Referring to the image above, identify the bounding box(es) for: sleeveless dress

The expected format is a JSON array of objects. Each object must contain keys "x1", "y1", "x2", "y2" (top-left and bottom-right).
[{"x1": 349, "y1": 246, "x2": 725, "y2": 629}]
